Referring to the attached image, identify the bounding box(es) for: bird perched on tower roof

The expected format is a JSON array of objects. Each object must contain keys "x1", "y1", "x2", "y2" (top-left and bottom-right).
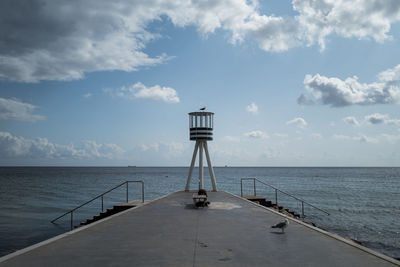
[
  {"x1": 271, "y1": 218, "x2": 289, "y2": 233},
  {"x1": 200, "y1": 107, "x2": 206, "y2": 111}
]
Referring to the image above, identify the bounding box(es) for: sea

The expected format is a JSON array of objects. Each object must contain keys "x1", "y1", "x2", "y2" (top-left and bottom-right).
[{"x1": 0, "y1": 167, "x2": 399, "y2": 259}]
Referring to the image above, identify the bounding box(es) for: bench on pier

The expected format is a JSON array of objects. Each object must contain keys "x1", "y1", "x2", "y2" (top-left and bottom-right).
[
  {"x1": 193, "y1": 190, "x2": 209, "y2": 208},
  {"x1": 192, "y1": 194, "x2": 207, "y2": 207}
]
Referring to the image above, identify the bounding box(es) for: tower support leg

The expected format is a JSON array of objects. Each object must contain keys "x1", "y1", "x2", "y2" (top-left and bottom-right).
[
  {"x1": 199, "y1": 141, "x2": 204, "y2": 190},
  {"x1": 185, "y1": 141, "x2": 199, "y2": 191},
  {"x1": 204, "y1": 141, "x2": 217, "y2": 191}
]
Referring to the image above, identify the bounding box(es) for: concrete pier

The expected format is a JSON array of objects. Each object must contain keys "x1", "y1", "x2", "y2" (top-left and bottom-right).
[{"x1": 1, "y1": 191, "x2": 399, "y2": 266}]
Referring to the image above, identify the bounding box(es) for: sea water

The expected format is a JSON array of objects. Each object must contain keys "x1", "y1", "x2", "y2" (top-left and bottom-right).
[{"x1": 0, "y1": 167, "x2": 399, "y2": 259}]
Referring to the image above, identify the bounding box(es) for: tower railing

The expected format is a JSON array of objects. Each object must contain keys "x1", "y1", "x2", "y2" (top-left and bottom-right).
[
  {"x1": 240, "y1": 178, "x2": 329, "y2": 218},
  {"x1": 51, "y1": 180, "x2": 144, "y2": 229}
]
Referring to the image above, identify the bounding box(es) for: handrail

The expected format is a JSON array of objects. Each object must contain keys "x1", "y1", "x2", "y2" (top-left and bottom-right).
[
  {"x1": 240, "y1": 178, "x2": 329, "y2": 217},
  {"x1": 51, "y1": 180, "x2": 144, "y2": 229}
]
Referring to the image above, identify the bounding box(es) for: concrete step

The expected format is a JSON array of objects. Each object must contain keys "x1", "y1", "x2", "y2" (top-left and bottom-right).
[
  {"x1": 76, "y1": 200, "x2": 149, "y2": 228},
  {"x1": 243, "y1": 195, "x2": 301, "y2": 219},
  {"x1": 77, "y1": 202, "x2": 143, "y2": 228},
  {"x1": 264, "y1": 200, "x2": 273, "y2": 207}
]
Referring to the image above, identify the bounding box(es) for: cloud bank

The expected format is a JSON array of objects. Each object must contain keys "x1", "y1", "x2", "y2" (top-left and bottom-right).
[
  {"x1": 300, "y1": 64, "x2": 400, "y2": 107},
  {"x1": 0, "y1": 132, "x2": 124, "y2": 160},
  {"x1": 140, "y1": 141, "x2": 187, "y2": 158},
  {"x1": 2, "y1": 1, "x2": 400, "y2": 82},
  {"x1": 0, "y1": 97, "x2": 44, "y2": 122},
  {"x1": 343, "y1": 113, "x2": 400, "y2": 126}
]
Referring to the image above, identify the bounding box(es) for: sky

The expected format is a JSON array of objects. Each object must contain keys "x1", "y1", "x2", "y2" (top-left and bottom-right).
[{"x1": 1, "y1": 0, "x2": 400, "y2": 166}]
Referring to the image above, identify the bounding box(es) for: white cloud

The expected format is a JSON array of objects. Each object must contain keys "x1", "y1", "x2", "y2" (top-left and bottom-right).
[
  {"x1": 134, "y1": 83, "x2": 180, "y2": 103},
  {"x1": 293, "y1": 0, "x2": 400, "y2": 50},
  {"x1": 343, "y1": 116, "x2": 359, "y2": 126},
  {"x1": 3, "y1": 1, "x2": 400, "y2": 83},
  {"x1": 355, "y1": 135, "x2": 379, "y2": 144},
  {"x1": 83, "y1": 93, "x2": 92, "y2": 98},
  {"x1": 380, "y1": 134, "x2": 400, "y2": 144},
  {"x1": 297, "y1": 94, "x2": 314, "y2": 106},
  {"x1": 4, "y1": 1, "x2": 400, "y2": 82},
  {"x1": 260, "y1": 146, "x2": 279, "y2": 159},
  {"x1": 311, "y1": 133, "x2": 322, "y2": 139},
  {"x1": 286, "y1": 117, "x2": 307, "y2": 128},
  {"x1": 365, "y1": 113, "x2": 400, "y2": 125},
  {"x1": 333, "y1": 134, "x2": 378, "y2": 143},
  {"x1": 244, "y1": 130, "x2": 269, "y2": 139},
  {"x1": 0, "y1": 1, "x2": 171, "y2": 83},
  {"x1": 140, "y1": 143, "x2": 159, "y2": 152},
  {"x1": 107, "y1": 82, "x2": 180, "y2": 103},
  {"x1": 0, "y1": 97, "x2": 44, "y2": 122},
  {"x1": 223, "y1": 136, "x2": 241, "y2": 142},
  {"x1": 300, "y1": 64, "x2": 400, "y2": 107},
  {"x1": 139, "y1": 141, "x2": 187, "y2": 157},
  {"x1": 365, "y1": 113, "x2": 388, "y2": 124},
  {"x1": 241, "y1": 15, "x2": 300, "y2": 52},
  {"x1": 378, "y1": 64, "x2": 400, "y2": 83},
  {"x1": 0, "y1": 132, "x2": 124, "y2": 160},
  {"x1": 246, "y1": 102, "x2": 259, "y2": 115},
  {"x1": 0, "y1": 0, "x2": 301, "y2": 82},
  {"x1": 273, "y1": 133, "x2": 288, "y2": 138},
  {"x1": 333, "y1": 134, "x2": 351, "y2": 140},
  {"x1": 82, "y1": 141, "x2": 125, "y2": 159}
]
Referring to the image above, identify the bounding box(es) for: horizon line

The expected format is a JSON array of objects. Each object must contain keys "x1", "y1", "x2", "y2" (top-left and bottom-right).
[{"x1": 1, "y1": 166, "x2": 399, "y2": 168}]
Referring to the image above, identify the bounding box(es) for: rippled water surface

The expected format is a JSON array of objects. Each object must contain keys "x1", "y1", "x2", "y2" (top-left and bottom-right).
[{"x1": 0, "y1": 167, "x2": 399, "y2": 259}]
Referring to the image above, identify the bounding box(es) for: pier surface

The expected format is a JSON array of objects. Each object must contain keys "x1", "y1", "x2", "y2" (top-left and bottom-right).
[{"x1": 1, "y1": 191, "x2": 398, "y2": 266}]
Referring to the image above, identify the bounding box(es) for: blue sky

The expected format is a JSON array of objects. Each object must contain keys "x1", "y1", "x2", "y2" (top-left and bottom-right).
[{"x1": 1, "y1": 0, "x2": 400, "y2": 166}]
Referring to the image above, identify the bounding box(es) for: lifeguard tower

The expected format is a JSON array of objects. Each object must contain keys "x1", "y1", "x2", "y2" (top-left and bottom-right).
[{"x1": 185, "y1": 110, "x2": 217, "y2": 192}]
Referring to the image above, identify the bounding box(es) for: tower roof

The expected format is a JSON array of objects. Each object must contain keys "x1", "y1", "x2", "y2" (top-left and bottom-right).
[{"x1": 188, "y1": 111, "x2": 214, "y2": 116}]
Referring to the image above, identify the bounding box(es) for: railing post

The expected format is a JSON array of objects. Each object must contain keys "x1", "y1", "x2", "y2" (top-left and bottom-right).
[
  {"x1": 301, "y1": 201, "x2": 304, "y2": 218},
  {"x1": 253, "y1": 178, "x2": 256, "y2": 196},
  {"x1": 141, "y1": 182, "x2": 144, "y2": 203},
  {"x1": 70, "y1": 212, "x2": 73, "y2": 230},
  {"x1": 275, "y1": 189, "x2": 278, "y2": 205},
  {"x1": 126, "y1": 182, "x2": 129, "y2": 203},
  {"x1": 101, "y1": 195, "x2": 104, "y2": 212},
  {"x1": 240, "y1": 179, "x2": 243, "y2": 197}
]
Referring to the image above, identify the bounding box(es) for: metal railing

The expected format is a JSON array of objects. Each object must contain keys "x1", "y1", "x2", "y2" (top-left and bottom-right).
[
  {"x1": 51, "y1": 180, "x2": 144, "y2": 229},
  {"x1": 240, "y1": 178, "x2": 329, "y2": 218}
]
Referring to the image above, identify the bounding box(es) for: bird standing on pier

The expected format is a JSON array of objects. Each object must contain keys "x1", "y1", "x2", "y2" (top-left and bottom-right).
[{"x1": 271, "y1": 218, "x2": 289, "y2": 233}]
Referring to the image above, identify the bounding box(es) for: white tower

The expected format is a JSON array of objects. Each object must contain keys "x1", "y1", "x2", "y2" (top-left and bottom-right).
[{"x1": 185, "y1": 111, "x2": 217, "y2": 192}]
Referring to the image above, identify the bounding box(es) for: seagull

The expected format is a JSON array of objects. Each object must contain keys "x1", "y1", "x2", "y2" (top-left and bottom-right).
[
  {"x1": 271, "y1": 218, "x2": 289, "y2": 233},
  {"x1": 200, "y1": 107, "x2": 206, "y2": 111}
]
